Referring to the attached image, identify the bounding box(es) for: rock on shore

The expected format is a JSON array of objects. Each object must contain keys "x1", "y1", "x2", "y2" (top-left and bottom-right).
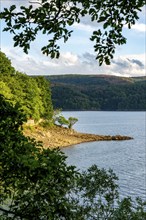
[{"x1": 23, "y1": 125, "x2": 133, "y2": 149}]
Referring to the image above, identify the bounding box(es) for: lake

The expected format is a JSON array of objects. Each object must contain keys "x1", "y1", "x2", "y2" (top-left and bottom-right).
[{"x1": 62, "y1": 111, "x2": 146, "y2": 200}]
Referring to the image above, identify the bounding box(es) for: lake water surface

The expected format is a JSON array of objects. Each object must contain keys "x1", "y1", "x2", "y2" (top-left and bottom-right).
[{"x1": 62, "y1": 111, "x2": 146, "y2": 200}]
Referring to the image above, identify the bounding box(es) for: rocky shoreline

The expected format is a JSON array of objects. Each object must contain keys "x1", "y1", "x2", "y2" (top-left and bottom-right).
[{"x1": 23, "y1": 125, "x2": 133, "y2": 149}]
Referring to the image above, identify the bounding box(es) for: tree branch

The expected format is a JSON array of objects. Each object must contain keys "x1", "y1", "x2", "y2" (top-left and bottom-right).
[{"x1": 0, "y1": 207, "x2": 15, "y2": 215}]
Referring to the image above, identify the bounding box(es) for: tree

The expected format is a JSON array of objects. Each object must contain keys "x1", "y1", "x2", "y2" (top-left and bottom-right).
[
  {"x1": 0, "y1": 0, "x2": 145, "y2": 65},
  {"x1": 0, "y1": 95, "x2": 146, "y2": 219},
  {"x1": 0, "y1": 94, "x2": 79, "y2": 219},
  {"x1": 57, "y1": 115, "x2": 69, "y2": 127},
  {"x1": 13, "y1": 72, "x2": 44, "y2": 121},
  {"x1": 0, "y1": 51, "x2": 15, "y2": 75},
  {"x1": 53, "y1": 113, "x2": 78, "y2": 128},
  {"x1": 76, "y1": 165, "x2": 146, "y2": 219},
  {"x1": 35, "y1": 76, "x2": 53, "y2": 120},
  {"x1": 68, "y1": 117, "x2": 78, "y2": 129},
  {"x1": 0, "y1": 52, "x2": 54, "y2": 121}
]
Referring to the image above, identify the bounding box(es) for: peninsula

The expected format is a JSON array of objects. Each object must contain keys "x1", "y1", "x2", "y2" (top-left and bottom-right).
[{"x1": 23, "y1": 125, "x2": 133, "y2": 149}]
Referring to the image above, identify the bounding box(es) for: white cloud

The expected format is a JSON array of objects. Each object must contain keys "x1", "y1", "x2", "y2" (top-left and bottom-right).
[
  {"x1": 2, "y1": 46, "x2": 145, "y2": 77},
  {"x1": 73, "y1": 22, "x2": 95, "y2": 33},
  {"x1": 109, "y1": 54, "x2": 145, "y2": 77},
  {"x1": 126, "y1": 22, "x2": 146, "y2": 32},
  {"x1": 58, "y1": 52, "x2": 79, "y2": 66},
  {"x1": 1, "y1": 0, "x2": 30, "y2": 8}
]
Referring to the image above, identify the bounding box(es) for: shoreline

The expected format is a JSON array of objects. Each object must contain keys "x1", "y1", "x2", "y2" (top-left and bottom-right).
[{"x1": 23, "y1": 125, "x2": 133, "y2": 149}]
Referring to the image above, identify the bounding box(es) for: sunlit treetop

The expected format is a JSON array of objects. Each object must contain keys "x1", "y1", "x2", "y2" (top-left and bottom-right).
[{"x1": 0, "y1": 0, "x2": 145, "y2": 65}]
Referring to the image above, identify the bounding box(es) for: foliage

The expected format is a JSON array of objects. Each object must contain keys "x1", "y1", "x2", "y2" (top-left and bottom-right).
[
  {"x1": 0, "y1": 81, "x2": 13, "y2": 100},
  {"x1": 35, "y1": 76, "x2": 53, "y2": 120},
  {"x1": 113, "y1": 198, "x2": 146, "y2": 220},
  {"x1": 52, "y1": 108, "x2": 62, "y2": 124},
  {"x1": 0, "y1": 51, "x2": 15, "y2": 75},
  {"x1": 57, "y1": 115, "x2": 69, "y2": 127},
  {"x1": 47, "y1": 75, "x2": 146, "y2": 111},
  {"x1": 68, "y1": 117, "x2": 78, "y2": 129},
  {"x1": 0, "y1": 95, "x2": 79, "y2": 219},
  {"x1": 0, "y1": 95, "x2": 146, "y2": 219},
  {"x1": 0, "y1": 51, "x2": 53, "y2": 121},
  {"x1": 53, "y1": 113, "x2": 78, "y2": 129},
  {"x1": 75, "y1": 165, "x2": 119, "y2": 219},
  {"x1": 0, "y1": 0, "x2": 145, "y2": 65},
  {"x1": 77, "y1": 166, "x2": 146, "y2": 219}
]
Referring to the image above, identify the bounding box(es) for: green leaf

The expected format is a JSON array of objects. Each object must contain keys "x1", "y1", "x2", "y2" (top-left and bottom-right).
[
  {"x1": 9, "y1": 5, "x2": 16, "y2": 12},
  {"x1": 98, "y1": 16, "x2": 106, "y2": 22},
  {"x1": 14, "y1": 41, "x2": 19, "y2": 47}
]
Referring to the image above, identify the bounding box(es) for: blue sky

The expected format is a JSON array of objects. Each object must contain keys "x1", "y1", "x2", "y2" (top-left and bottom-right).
[{"x1": 0, "y1": 1, "x2": 146, "y2": 77}]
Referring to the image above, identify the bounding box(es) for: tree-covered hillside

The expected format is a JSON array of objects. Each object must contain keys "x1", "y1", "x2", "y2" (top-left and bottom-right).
[
  {"x1": 0, "y1": 51, "x2": 53, "y2": 121},
  {"x1": 46, "y1": 75, "x2": 146, "y2": 111}
]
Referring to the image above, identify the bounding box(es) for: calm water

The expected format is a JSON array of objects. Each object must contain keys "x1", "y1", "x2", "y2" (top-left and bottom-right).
[{"x1": 62, "y1": 111, "x2": 146, "y2": 200}]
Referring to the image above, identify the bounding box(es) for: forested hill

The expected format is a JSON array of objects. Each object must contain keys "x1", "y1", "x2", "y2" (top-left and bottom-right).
[
  {"x1": 45, "y1": 75, "x2": 146, "y2": 111},
  {"x1": 0, "y1": 51, "x2": 53, "y2": 121}
]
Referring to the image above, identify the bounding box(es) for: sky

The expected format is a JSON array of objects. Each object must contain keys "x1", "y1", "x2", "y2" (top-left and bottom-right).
[{"x1": 0, "y1": 0, "x2": 146, "y2": 77}]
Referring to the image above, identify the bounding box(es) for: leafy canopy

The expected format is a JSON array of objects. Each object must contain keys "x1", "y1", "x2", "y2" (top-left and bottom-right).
[
  {"x1": 0, "y1": 51, "x2": 53, "y2": 121},
  {"x1": 54, "y1": 113, "x2": 78, "y2": 129},
  {"x1": 0, "y1": 94, "x2": 79, "y2": 219},
  {"x1": 0, "y1": 51, "x2": 15, "y2": 75},
  {"x1": 0, "y1": 0, "x2": 145, "y2": 65},
  {"x1": 68, "y1": 117, "x2": 78, "y2": 129},
  {"x1": 0, "y1": 95, "x2": 146, "y2": 219}
]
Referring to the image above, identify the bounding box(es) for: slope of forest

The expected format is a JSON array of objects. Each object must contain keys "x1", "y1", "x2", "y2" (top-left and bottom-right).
[
  {"x1": 46, "y1": 75, "x2": 146, "y2": 111},
  {"x1": 0, "y1": 51, "x2": 53, "y2": 121}
]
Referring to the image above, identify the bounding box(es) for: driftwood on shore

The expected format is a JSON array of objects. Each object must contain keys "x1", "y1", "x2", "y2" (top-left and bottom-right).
[{"x1": 23, "y1": 125, "x2": 133, "y2": 149}]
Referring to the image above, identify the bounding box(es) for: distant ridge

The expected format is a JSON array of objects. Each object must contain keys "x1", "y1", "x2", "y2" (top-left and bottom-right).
[{"x1": 44, "y1": 75, "x2": 146, "y2": 111}]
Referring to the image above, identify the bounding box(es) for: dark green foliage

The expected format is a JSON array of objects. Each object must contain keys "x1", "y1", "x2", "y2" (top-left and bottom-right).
[
  {"x1": 112, "y1": 198, "x2": 146, "y2": 220},
  {"x1": 0, "y1": 51, "x2": 53, "y2": 121},
  {"x1": 35, "y1": 76, "x2": 53, "y2": 120},
  {"x1": 76, "y1": 165, "x2": 119, "y2": 219},
  {"x1": 47, "y1": 75, "x2": 146, "y2": 111},
  {"x1": 1, "y1": 0, "x2": 145, "y2": 65},
  {"x1": 0, "y1": 95, "x2": 79, "y2": 219},
  {"x1": 76, "y1": 166, "x2": 146, "y2": 219},
  {"x1": 51, "y1": 85, "x2": 92, "y2": 110},
  {"x1": 0, "y1": 95, "x2": 146, "y2": 219}
]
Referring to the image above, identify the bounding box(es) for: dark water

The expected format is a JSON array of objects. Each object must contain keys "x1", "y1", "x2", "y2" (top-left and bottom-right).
[{"x1": 62, "y1": 111, "x2": 146, "y2": 200}]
